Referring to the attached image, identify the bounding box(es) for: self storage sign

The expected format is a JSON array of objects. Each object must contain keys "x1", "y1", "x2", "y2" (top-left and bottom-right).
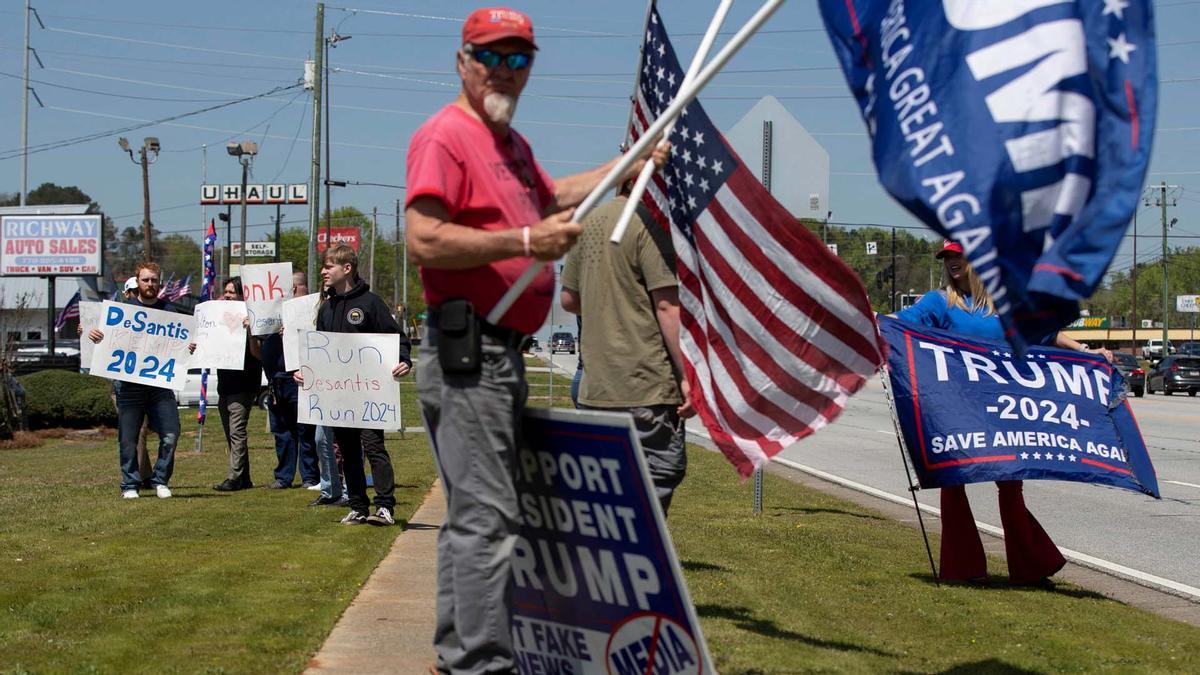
[{"x1": 1, "y1": 214, "x2": 103, "y2": 276}]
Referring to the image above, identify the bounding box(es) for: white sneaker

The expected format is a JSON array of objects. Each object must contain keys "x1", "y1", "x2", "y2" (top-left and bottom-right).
[
  {"x1": 306, "y1": 484, "x2": 322, "y2": 491},
  {"x1": 155, "y1": 485, "x2": 173, "y2": 499},
  {"x1": 366, "y1": 506, "x2": 395, "y2": 527},
  {"x1": 121, "y1": 489, "x2": 139, "y2": 499}
]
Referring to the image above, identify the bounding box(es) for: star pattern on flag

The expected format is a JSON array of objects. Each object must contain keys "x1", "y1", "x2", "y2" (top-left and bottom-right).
[
  {"x1": 1108, "y1": 33, "x2": 1137, "y2": 64},
  {"x1": 1102, "y1": 0, "x2": 1130, "y2": 20}
]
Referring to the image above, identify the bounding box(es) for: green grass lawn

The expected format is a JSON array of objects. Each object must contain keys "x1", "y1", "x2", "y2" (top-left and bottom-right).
[
  {"x1": 670, "y1": 448, "x2": 1200, "y2": 673},
  {"x1": 0, "y1": 409, "x2": 437, "y2": 674}
]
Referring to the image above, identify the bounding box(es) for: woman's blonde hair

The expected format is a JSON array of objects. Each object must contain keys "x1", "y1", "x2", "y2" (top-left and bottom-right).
[{"x1": 944, "y1": 258, "x2": 996, "y2": 317}]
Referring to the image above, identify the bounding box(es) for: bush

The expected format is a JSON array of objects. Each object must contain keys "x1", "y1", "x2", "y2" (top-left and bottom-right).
[{"x1": 18, "y1": 370, "x2": 117, "y2": 429}]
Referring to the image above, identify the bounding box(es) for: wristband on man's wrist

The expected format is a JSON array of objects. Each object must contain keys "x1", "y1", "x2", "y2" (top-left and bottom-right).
[{"x1": 522, "y1": 225, "x2": 531, "y2": 257}]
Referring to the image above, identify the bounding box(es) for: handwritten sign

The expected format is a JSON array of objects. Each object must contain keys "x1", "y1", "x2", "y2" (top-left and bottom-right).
[
  {"x1": 0, "y1": 215, "x2": 103, "y2": 276},
  {"x1": 297, "y1": 330, "x2": 400, "y2": 430},
  {"x1": 88, "y1": 301, "x2": 195, "y2": 390},
  {"x1": 190, "y1": 300, "x2": 248, "y2": 370},
  {"x1": 282, "y1": 293, "x2": 321, "y2": 371},
  {"x1": 242, "y1": 262, "x2": 292, "y2": 336},
  {"x1": 77, "y1": 300, "x2": 102, "y2": 372},
  {"x1": 510, "y1": 408, "x2": 713, "y2": 675}
]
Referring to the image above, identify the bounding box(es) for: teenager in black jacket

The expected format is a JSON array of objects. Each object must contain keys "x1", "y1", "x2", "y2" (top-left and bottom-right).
[{"x1": 300, "y1": 244, "x2": 412, "y2": 525}]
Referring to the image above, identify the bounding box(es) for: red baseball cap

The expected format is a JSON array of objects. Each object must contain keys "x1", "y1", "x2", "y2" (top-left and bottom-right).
[
  {"x1": 934, "y1": 239, "x2": 964, "y2": 258},
  {"x1": 462, "y1": 7, "x2": 538, "y2": 50}
]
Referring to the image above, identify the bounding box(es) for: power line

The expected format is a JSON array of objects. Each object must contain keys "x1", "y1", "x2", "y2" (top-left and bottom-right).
[
  {"x1": 43, "y1": 27, "x2": 303, "y2": 63},
  {"x1": 0, "y1": 70, "x2": 237, "y2": 103}
]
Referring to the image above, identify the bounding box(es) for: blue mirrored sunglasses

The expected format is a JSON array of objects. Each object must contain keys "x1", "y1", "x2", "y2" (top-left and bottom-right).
[{"x1": 471, "y1": 49, "x2": 533, "y2": 71}]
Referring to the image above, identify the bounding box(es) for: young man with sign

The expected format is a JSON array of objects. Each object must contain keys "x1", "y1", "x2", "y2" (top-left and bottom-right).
[
  {"x1": 299, "y1": 245, "x2": 411, "y2": 525},
  {"x1": 404, "y1": 8, "x2": 668, "y2": 672},
  {"x1": 88, "y1": 262, "x2": 195, "y2": 499}
]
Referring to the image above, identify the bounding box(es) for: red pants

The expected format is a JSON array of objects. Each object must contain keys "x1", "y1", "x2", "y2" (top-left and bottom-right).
[{"x1": 939, "y1": 481, "x2": 1066, "y2": 584}]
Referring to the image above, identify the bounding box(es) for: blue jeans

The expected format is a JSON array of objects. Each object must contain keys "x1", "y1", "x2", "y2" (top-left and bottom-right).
[
  {"x1": 315, "y1": 425, "x2": 343, "y2": 499},
  {"x1": 114, "y1": 381, "x2": 180, "y2": 491},
  {"x1": 570, "y1": 361, "x2": 583, "y2": 408},
  {"x1": 267, "y1": 377, "x2": 319, "y2": 485}
]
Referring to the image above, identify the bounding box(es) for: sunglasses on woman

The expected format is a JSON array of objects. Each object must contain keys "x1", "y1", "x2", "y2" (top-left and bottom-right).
[{"x1": 468, "y1": 48, "x2": 533, "y2": 71}]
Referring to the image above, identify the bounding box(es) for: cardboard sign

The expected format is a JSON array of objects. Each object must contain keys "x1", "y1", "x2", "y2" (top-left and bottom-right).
[
  {"x1": 242, "y1": 262, "x2": 293, "y2": 336},
  {"x1": 88, "y1": 301, "x2": 195, "y2": 391},
  {"x1": 77, "y1": 300, "x2": 102, "y2": 372},
  {"x1": 0, "y1": 215, "x2": 103, "y2": 276},
  {"x1": 511, "y1": 408, "x2": 713, "y2": 674},
  {"x1": 296, "y1": 330, "x2": 401, "y2": 430},
  {"x1": 190, "y1": 300, "x2": 249, "y2": 370},
  {"x1": 282, "y1": 293, "x2": 321, "y2": 372}
]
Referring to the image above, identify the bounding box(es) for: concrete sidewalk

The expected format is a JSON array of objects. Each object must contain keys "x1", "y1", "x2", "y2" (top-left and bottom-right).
[{"x1": 305, "y1": 482, "x2": 444, "y2": 675}]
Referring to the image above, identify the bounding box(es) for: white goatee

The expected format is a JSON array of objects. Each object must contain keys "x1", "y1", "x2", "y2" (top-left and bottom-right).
[{"x1": 483, "y1": 93, "x2": 517, "y2": 125}]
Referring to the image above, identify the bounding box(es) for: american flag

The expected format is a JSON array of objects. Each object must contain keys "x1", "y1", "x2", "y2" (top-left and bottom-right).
[
  {"x1": 158, "y1": 274, "x2": 191, "y2": 302},
  {"x1": 198, "y1": 221, "x2": 217, "y2": 425},
  {"x1": 54, "y1": 291, "x2": 81, "y2": 332},
  {"x1": 630, "y1": 8, "x2": 885, "y2": 476}
]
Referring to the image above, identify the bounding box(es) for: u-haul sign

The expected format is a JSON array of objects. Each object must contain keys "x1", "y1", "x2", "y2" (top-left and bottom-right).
[{"x1": 201, "y1": 184, "x2": 308, "y2": 205}]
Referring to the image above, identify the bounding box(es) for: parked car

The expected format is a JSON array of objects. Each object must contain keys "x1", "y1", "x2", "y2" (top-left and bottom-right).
[
  {"x1": 1141, "y1": 338, "x2": 1176, "y2": 360},
  {"x1": 1145, "y1": 356, "x2": 1200, "y2": 396},
  {"x1": 526, "y1": 336, "x2": 541, "y2": 353},
  {"x1": 1177, "y1": 341, "x2": 1200, "y2": 356},
  {"x1": 1111, "y1": 352, "x2": 1145, "y2": 397},
  {"x1": 549, "y1": 332, "x2": 576, "y2": 355},
  {"x1": 175, "y1": 368, "x2": 270, "y2": 409}
]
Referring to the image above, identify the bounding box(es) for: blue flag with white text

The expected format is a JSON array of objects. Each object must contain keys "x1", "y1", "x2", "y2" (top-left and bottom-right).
[
  {"x1": 880, "y1": 316, "x2": 1158, "y2": 498},
  {"x1": 819, "y1": 1, "x2": 1156, "y2": 350}
]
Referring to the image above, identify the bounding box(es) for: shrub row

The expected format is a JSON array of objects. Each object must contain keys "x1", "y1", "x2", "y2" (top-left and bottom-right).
[{"x1": 18, "y1": 369, "x2": 117, "y2": 429}]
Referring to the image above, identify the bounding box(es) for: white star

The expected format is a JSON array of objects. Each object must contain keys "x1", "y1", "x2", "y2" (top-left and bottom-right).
[
  {"x1": 992, "y1": 350, "x2": 1001, "y2": 356},
  {"x1": 687, "y1": 195, "x2": 697, "y2": 209},
  {"x1": 681, "y1": 125, "x2": 689, "y2": 140},
  {"x1": 643, "y1": 62, "x2": 650, "y2": 77},
  {"x1": 1108, "y1": 33, "x2": 1136, "y2": 64},
  {"x1": 1038, "y1": 354, "x2": 1047, "y2": 359},
  {"x1": 684, "y1": 173, "x2": 695, "y2": 187},
  {"x1": 667, "y1": 72, "x2": 676, "y2": 88},
  {"x1": 693, "y1": 132, "x2": 705, "y2": 147},
  {"x1": 1057, "y1": 453, "x2": 1066, "y2": 461},
  {"x1": 1003, "y1": 352, "x2": 1012, "y2": 358},
  {"x1": 668, "y1": 197, "x2": 676, "y2": 209},
  {"x1": 1020, "y1": 452, "x2": 1029, "y2": 460},
  {"x1": 1033, "y1": 452, "x2": 1042, "y2": 460},
  {"x1": 675, "y1": 127, "x2": 689, "y2": 143},
  {"x1": 650, "y1": 13, "x2": 657, "y2": 24},
  {"x1": 1069, "y1": 455, "x2": 1077, "y2": 462},
  {"x1": 696, "y1": 156, "x2": 707, "y2": 170},
  {"x1": 656, "y1": 66, "x2": 665, "y2": 81},
  {"x1": 664, "y1": 173, "x2": 673, "y2": 187},
  {"x1": 1102, "y1": 0, "x2": 1129, "y2": 20},
  {"x1": 681, "y1": 149, "x2": 692, "y2": 164},
  {"x1": 657, "y1": 88, "x2": 665, "y2": 102},
  {"x1": 711, "y1": 160, "x2": 724, "y2": 175},
  {"x1": 669, "y1": 144, "x2": 677, "y2": 157},
  {"x1": 699, "y1": 178, "x2": 710, "y2": 192},
  {"x1": 657, "y1": 43, "x2": 665, "y2": 57}
]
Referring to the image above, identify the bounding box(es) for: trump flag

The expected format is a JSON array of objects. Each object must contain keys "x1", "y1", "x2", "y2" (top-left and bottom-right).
[
  {"x1": 880, "y1": 316, "x2": 1158, "y2": 498},
  {"x1": 819, "y1": 1, "x2": 1156, "y2": 350}
]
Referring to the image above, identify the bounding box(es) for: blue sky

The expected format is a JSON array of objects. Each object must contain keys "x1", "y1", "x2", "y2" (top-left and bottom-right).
[{"x1": 2, "y1": 0, "x2": 1200, "y2": 287}]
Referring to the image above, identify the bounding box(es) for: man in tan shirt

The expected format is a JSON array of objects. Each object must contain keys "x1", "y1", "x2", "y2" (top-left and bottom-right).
[{"x1": 560, "y1": 192, "x2": 693, "y2": 513}]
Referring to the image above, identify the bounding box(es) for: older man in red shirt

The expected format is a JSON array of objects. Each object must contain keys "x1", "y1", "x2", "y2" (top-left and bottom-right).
[{"x1": 405, "y1": 7, "x2": 666, "y2": 672}]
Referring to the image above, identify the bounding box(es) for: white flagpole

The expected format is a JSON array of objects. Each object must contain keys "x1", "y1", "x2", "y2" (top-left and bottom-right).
[
  {"x1": 611, "y1": 0, "x2": 733, "y2": 246},
  {"x1": 622, "y1": 0, "x2": 658, "y2": 151},
  {"x1": 486, "y1": 0, "x2": 786, "y2": 326}
]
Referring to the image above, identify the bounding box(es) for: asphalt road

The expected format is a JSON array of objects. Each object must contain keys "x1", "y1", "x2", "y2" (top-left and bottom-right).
[{"x1": 541, "y1": 352, "x2": 1200, "y2": 596}]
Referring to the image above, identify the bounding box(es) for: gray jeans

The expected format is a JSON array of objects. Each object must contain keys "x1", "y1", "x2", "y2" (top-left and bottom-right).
[
  {"x1": 219, "y1": 392, "x2": 254, "y2": 483},
  {"x1": 418, "y1": 331, "x2": 526, "y2": 675},
  {"x1": 583, "y1": 404, "x2": 687, "y2": 514}
]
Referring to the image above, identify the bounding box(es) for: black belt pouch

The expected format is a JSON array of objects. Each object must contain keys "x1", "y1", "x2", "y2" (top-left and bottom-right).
[{"x1": 437, "y1": 298, "x2": 481, "y2": 374}]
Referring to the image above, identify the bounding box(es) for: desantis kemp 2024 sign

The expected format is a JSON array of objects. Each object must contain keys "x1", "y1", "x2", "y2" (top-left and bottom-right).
[
  {"x1": 511, "y1": 408, "x2": 713, "y2": 675},
  {"x1": 0, "y1": 214, "x2": 103, "y2": 276}
]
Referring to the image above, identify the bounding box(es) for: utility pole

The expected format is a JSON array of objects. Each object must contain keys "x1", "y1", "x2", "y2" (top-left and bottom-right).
[
  {"x1": 393, "y1": 199, "x2": 401, "y2": 310},
  {"x1": 890, "y1": 227, "x2": 897, "y2": 312},
  {"x1": 1160, "y1": 180, "x2": 1169, "y2": 357},
  {"x1": 20, "y1": 0, "x2": 30, "y2": 206},
  {"x1": 1131, "y1": 205, "x2": 1138, "y2": 353},
  {"x1": 274, "y1": 204, "x2": 282, "y2": 263},
  {"x1": 324, "y1": 35, "x2": 333, "y2": 239},
  {"x1": 306, "y1": 3, "x2": 324, "y2": 291},
  {"x1": 141, "y1": 147, "x2": 153, "y2": 259},
  {"x1": 369, "y1": 206, "x2": 377, "y2": 289}
]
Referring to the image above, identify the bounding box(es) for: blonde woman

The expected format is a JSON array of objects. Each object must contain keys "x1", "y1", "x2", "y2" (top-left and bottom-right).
[{"x1": 896, "y1": 240, "x2": 1072, "y2": 585}]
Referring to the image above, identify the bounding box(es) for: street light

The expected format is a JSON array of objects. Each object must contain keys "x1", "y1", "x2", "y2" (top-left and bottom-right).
[
  {"x1": 118, "y1": 136, "x2": 161, "y2": 261},
  {"x1": 226, "y1": 141, "x2": 259, "y2": 269}
]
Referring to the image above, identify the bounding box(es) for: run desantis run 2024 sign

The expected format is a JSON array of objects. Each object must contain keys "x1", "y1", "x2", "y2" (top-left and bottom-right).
[
  {"x1": 512, "y1": 408, "x2": 713, "y2": 675},
  {"x1": 819, "y1": 1, "x2": 1156, "y2": 350},
  {"x1": 880, "y1": 316, "x2": 1158, "y2": 498}
]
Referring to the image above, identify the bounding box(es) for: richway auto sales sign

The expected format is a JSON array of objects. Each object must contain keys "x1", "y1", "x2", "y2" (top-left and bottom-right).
[{"x1": 0, "y1": 214, "x2": 103, "y2": 275}]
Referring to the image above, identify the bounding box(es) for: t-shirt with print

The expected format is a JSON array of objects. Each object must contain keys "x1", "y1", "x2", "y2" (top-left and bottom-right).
[
  {"x1": 561, "y1": 197, "x2": 681, "y2": 408},
  {"x1": 405, "y1": 104, "x2": 556, "y2": 335}
]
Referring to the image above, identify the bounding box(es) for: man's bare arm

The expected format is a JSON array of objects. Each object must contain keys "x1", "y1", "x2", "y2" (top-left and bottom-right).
[
  {"x1": 651, "y1": 285, "x2": 694, "y2": 418},
  {"x1": 560, "y1": 287, "x2": 581, "y2": 315},
  {"x1": 546, "y1": 143, "x2": 670, "y2": 213},
  {"x1": 406, "y1": 196, "x2": 579, "y2": 270}
]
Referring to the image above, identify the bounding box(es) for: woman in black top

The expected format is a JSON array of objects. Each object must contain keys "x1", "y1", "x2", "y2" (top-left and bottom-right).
[{"x1": 213, "y1": 278, "x2": 263, "y2": 491}]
